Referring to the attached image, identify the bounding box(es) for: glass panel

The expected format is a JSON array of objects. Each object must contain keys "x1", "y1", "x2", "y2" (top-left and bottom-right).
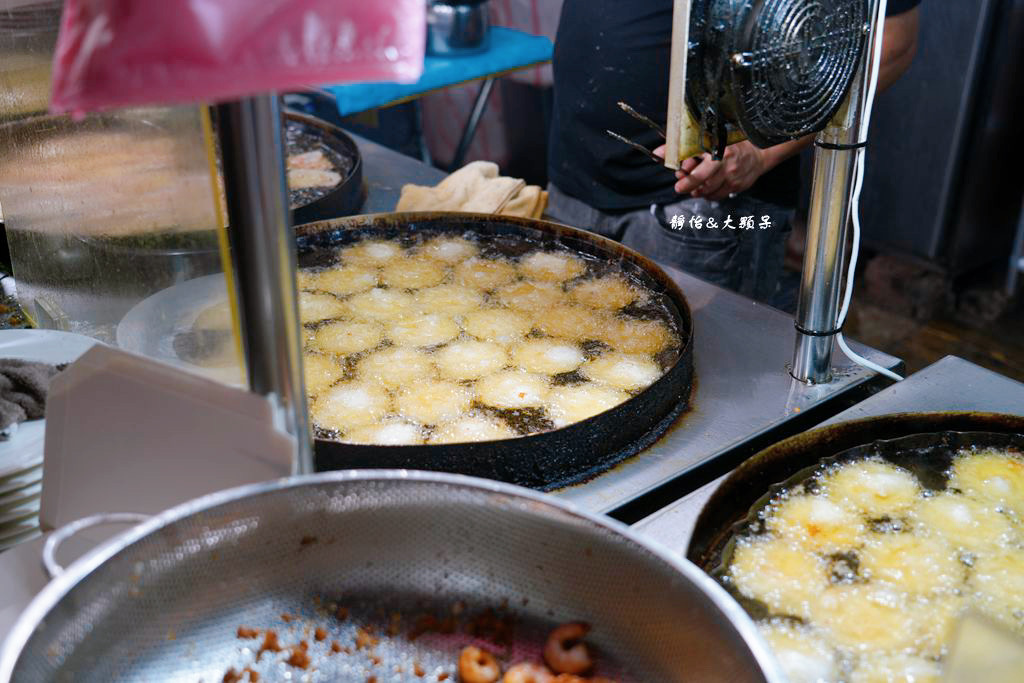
[{"x1": 0, "y1": 0, "x2": 245, "y2": 386}]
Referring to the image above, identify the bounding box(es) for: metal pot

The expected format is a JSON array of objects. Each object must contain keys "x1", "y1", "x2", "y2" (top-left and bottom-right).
[
  {"x1": 686, "y1": 411, "x2": 1024, "y2": 571},
  {"x1": 427, "y1": 0, "x2": 490, "y2": 56},
  {"x1": 296, "y1": 212, "x2": 696, "y2": 490},
  {"x1": 0, "y1": 471, "x2": 783, "y2": 682}
]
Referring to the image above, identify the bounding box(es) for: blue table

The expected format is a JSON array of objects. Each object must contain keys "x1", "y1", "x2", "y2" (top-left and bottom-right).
[{"x1": 324, "y1": 27, "x2": 552, "y2": 169}]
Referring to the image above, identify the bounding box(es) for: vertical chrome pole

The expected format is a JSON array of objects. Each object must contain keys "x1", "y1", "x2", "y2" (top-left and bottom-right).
[
  {"x1": 215, "y1": 95, "x2": 314, "y2": 474},
  {"x1": 791, "y1": 0, "x2": 881, "y2": 384}
]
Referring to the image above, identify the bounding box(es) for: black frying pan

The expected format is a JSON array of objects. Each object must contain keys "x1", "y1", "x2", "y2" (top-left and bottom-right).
[
  {"x1": 286, "y1": 111, "x2": 366, "y2": 223},
  {"x1": 295, "y1": 212, "x2": 696, "y2": 490},
  {"x1": 687, "y1": 411, "x2": 1024, "y2": 572}
]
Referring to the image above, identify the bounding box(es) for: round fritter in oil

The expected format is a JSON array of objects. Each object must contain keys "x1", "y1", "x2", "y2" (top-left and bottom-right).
[
  {"x1": 419, "y1": 236, "x2": 478, "y2": 264},
  {"x1": 823, "y1": 459, "x2": 921, "y2": 517},
  {"x1": 547, "y1": 384, "x2": 630, "y2": 428},
  {"x1": 570, "y1": 275, "x2": 639, "y2": 310},
  {"x1": 304, "y1": 353, "x2": 343, "y2": 396},
  {"x1": 912, "y1": 493, "x2": 1017, "y2": 553},
  {"x1": 299, "y1": 292, "x2": 347, "y2": 324},
  {"x1": 342, "y1": 287, "x2": 417, "y2": 322},
  {"x1": 950, "y1": 449, "x2": 1024, "y2": 515},
  {"x1": 581, "y1": 353, "x2": 662, "y2": 392},
  {"x1": 396, "y1": 380, "x2": 474, "y2": 425},
  {"x1": 518, "y1": 251, "x2": 585, "y2": 282},
  {"x1": 495, "y1": 279, "x2": 565, "y2": 312},
  {"x1": 758, "y1": 620, "x2": 839, "y2": 683},
  {"x1": 342, "y1": 240, "x2": 403, "y2": 266},
  {"x1": 414, "y1": 284, "x2": 482, "y2": 316},
  {"x1": 858, "y1": 534, "x2": 963, "y2": 595},
  {"x1": 356, "y1": 347, "x2": 436, "y2": 389},
  {"x1": 301, "y1": 265, "x2": 378, "y2": 296},
  {"x1": 312, "y1": 381, "x2": 390, "y2": 433},
  {"x1": 475, "y1": 370, "x2": 550, "y2": 409},
  {"x1": 453, "y1": 257, "x2": 518, "y2": 291},
  {"x1": 430, "y1": 413, "x2": 516, "y2": 444},
  {"x1": 766, "y1": 495, "x2": 865, "y2": 554},
  {"x1": 533, "y1": 305, "x2": 609, "y2": 341},
  {"x1": 312, "y1": 320, "x2": 385, "y2": 356},
  {"x1": 463, "y1": 308, "x2": 532, "y2": 344},
  {"x1": 729, "y1": 537, "x2": 827, "y2": 619},
  {"x1": 599, "y1": 317, "x2": 674, "y2": 355},
  {"x1": 435, "y1": 340, "x2": 508, "y2": 381},
  {"x1": 346, "y1": 420, "x2": 425, "y2": 446},
  {"x1": 511, "y1": 339, "x2": 585, "y2": 375},
  {"x1": 849, "y1": 654, "x2": 942, "y2": 683},
  {"x1": 971, "y1": 549, "x2": 1024, "y2": 632},
  {"x1": 388, "y1": 313, "x2": 461, "y2": 348},
  {"x1": 811, "y1": 585, "x2": 928, "y2": 653},
  {"x1": 379, "y1": 257, "x2": 447, "y2": 290}
]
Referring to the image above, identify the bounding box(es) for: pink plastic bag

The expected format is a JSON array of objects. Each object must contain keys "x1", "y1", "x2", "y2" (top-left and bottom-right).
[{"x1": 50, "y1": 0, "x2": 425, "y2": 113}]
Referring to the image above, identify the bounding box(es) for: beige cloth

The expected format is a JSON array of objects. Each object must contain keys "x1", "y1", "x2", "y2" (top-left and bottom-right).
[{"x1": 396, "y1": 161, "x2": 548, "y2": 219}]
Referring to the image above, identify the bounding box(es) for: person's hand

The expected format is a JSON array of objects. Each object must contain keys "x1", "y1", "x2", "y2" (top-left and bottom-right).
[{"x1": 654, "y1": 141, "x2": 769, "y2": 200}]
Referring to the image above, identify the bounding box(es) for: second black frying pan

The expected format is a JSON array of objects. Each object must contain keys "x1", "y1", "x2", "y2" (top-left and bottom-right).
[{"x1": 687, "y1": 411, "x2": 1024, "y2": 572}]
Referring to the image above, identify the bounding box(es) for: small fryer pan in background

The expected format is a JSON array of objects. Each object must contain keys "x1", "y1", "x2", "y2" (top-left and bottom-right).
[{"x1": 285, "y1": 110, "x2": 366, "y2": 223}]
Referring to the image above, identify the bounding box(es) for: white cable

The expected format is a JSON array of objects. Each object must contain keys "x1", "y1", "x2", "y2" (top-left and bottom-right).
[{"x1": 834, "y1": 0, "x2": 903, "y2": 382}]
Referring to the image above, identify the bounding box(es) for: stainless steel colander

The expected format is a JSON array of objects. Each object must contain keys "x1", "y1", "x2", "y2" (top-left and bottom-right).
[{"x1": 1, "y1": 471, "x2": 783, "y2": 682}]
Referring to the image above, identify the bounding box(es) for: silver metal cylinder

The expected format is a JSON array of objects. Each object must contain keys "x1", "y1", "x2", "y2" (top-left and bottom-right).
[
  {"x1": 215, "y1": 96, "x2": 314, "y2": 474},
  {"x1": 791, "y1": 1, "x2": 881, "y2": 384},
  {"x1": 791, "y1": 132, "x2": 859, "y2": 383}
]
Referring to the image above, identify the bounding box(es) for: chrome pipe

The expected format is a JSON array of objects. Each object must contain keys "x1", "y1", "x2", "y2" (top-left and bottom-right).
[
  {"x1": 215, "y1": 96, "x2": 314, "y2": 474},
  {"x1": 791, "y1": 0, "x2": 881, "y2": 384},
  {"x1": 791, "y1": 131, "x2": 859, "y2": 383}
]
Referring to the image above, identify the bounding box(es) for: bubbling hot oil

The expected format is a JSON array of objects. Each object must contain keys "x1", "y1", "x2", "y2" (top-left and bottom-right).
[
  {"x1": 723, "y1": 451, "x2": 1024, "y2": 683},
  {"x1": 298, "y1": 233, "x2": 682, "y2": 444}
]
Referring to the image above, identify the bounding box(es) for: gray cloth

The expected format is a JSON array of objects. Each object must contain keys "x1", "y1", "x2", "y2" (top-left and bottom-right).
[
  {"x1": 545, "y1": 183, "x2": 792, "y2": 305},
  {"x1": 0, "y1": 359, "x2": 63, "y2": 434}
]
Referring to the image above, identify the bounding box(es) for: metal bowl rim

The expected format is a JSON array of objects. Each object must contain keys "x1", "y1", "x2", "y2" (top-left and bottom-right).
[{"x1": 0, "y1": 469, "x2": 784, "y2": 682}]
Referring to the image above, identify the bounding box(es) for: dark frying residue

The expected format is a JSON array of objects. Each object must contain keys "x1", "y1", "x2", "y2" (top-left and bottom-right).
[
  {"x1": 619, "y1": 300, "x2": 667, "y2": 321},
  {"x1": 285, "y1": 121, "x2": 354, "y2": 209},
  {"x1": 825, "y1": 551, "x2": 861, "y2": 584},
  {"x1": 579, "y1": 339, "x2": 611, "y2": 359},
  {"x1": 477, "y1": 404, "x2": 555, "y2": 436},
  {"x1": 551, "y1": 370, "x2": 588, "y2": 386}
]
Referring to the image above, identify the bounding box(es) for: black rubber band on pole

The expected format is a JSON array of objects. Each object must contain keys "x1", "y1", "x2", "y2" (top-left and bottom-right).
[
  {"x1": 814, "y1": 140, "x2": 868, "y2": 151},
  {"x1": 794, "y1": 323, "x2": 843, "y2": 337}
]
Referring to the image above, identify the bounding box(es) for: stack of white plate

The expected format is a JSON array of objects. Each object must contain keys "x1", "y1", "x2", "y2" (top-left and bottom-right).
[
  {"x1": 0, "y1": 329, "x2": 98, "y2": 552},
  {"x1": 0, "y1": 430, "x2": 44, "y2": 552}
]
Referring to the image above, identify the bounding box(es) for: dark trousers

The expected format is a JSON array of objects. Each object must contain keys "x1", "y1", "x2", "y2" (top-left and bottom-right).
[{"x1": 545, "y1": 183, "x2": 792, "y2": 305}]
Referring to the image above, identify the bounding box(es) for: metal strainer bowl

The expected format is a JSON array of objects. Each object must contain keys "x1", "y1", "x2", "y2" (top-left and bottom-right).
[{"x1": 1, "y1": 471, "x2": 783, "y2": 682}]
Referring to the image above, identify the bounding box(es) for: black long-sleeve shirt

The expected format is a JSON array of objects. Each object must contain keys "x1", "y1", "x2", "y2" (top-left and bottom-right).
[{"x1": 547, "y1": 0, "x2": 923, "y2": 212}]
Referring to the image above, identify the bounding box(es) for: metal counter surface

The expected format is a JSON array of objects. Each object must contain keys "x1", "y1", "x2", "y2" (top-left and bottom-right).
[
  {"x1": 633, "y1": 355, "x2": 1024, "y2": 552},
  {"x1": 353, "y1": 134, "x2": 902, "y2": 515}
]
